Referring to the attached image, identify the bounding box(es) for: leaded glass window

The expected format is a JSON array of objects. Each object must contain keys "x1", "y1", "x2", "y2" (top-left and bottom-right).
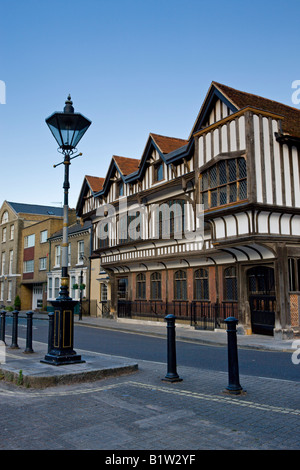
[
  {"x1": 174, "y1": 270, "x2": 187, "y2": 300},
  {"x1": 151, "y1": 272, "x2": 161, "y2": 300},
  {"x1": 136, "y1": 273, "x2": 146, "y2": 299},
  {"x1": 224, "y1": 266, "x2": 238, "y2": 301},
  {"x1": 194, "y1": 268, "x2": 209, "y2": 300},
  {"x1": 200, "y1": 157, "x2": 247, "y2": 210}
]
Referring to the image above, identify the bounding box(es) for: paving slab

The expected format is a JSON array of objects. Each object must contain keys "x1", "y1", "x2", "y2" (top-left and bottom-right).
[{"x1": 0, "y1": 339, "x2": 138, "y2": 388}]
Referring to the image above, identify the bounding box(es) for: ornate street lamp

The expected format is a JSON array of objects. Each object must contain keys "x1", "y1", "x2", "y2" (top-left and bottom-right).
[{"x1": 42, "y1": 95, "x2": 91, "y2": 366}]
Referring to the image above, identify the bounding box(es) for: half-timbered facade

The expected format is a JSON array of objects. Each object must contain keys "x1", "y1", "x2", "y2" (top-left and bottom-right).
[{"x1": 77, "y1": 82, "x2": 300, "y2": 338}]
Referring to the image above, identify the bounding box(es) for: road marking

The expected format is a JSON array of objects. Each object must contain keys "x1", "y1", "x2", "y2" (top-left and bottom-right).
[
  {"x1": 0, "y1": 379, "x2": 299, "y2": 417},
  {"x1": 128, "y1": 381, "x2": 300, "y2": 416}
]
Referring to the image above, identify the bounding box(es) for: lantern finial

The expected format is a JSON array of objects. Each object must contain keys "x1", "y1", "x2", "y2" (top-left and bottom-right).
[{"x1": 64, "y1": 95, "x2": 74, "y2": 113}]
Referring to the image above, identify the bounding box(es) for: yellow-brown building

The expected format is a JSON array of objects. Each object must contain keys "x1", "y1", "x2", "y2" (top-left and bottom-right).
[{"x1": 0, "y1": 201, "x2": 68, "y2": 310}]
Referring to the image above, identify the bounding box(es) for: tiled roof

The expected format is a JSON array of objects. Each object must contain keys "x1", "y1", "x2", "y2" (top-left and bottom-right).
[
  {"x1": 150, "y1": 133, "x2": 189, "y2": 154},
  {"x1": 49, "y1": 220, "x2": 91, "y2": 239},
  {"x1": 85, "y1": 175, "x2": 105, "y2": 193},
  {"x1": 7, "y1": 201, "x2": 63, "y2": 216},
  {"x1": 113, "y1": 156, "x2": 140, "y2": 176},
  {"x1": 213, "y1": 82, "x2": 300, "y2": 138}
]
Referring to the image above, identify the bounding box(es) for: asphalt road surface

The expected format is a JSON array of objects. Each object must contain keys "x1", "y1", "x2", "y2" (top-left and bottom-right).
[{"x1": 10, "y1": 317, "x2": 299, "y2": 382}]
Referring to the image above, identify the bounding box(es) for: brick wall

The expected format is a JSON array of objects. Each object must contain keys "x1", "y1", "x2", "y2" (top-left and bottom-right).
[{"x1": 290, "y1": 294, "x2": 300, "y2": 327}]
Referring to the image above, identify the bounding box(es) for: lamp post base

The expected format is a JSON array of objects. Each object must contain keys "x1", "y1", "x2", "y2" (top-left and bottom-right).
[
  {"x1": 41, "y1": 298, "x2": 85, "y2": 366},
  {"x1": 41, "y1": 352, "x2": 85, "y2": 366}
]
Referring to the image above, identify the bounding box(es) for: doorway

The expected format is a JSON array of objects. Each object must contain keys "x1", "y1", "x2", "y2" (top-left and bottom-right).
[{"x1": 248, "y1": 266, "x2": 275, "y2": 335}]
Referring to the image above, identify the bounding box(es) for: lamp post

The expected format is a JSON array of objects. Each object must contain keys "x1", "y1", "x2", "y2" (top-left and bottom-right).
[{"x1": 42, "y1": 95, "x2": 91, "y2": 366}]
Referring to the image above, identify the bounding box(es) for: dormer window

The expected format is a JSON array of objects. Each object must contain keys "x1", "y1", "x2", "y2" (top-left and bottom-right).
[{"x1": 153, "y1": 162, "x2": 164, "y2": 183}]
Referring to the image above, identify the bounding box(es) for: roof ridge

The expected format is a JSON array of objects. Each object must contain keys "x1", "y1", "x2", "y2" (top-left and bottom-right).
[
  {"x1": 213, "y1": 81, "x2": 300, "y2": 114},
  {"x1": 150, "y1": 132, "x2": 188, "y2": 141}
]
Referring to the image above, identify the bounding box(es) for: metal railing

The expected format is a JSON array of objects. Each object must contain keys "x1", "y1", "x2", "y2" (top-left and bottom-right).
[{"x1": 117, "y1": 300, "x2": 238, "y2": 330}]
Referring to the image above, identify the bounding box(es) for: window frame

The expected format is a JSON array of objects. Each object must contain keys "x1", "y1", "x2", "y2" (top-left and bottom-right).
[
  {"x1": 150, "y1": 272, "x2": 162, "y2": 300},
  {"x1": 224, "y1": 266, "x2": 238, "y2": 301},
  {"x1": 174, "y1": 269, "x2": 187, "y2": 300},
  {"x1": 136, "y1": 273, "x2": 146, "y2": 300},
  {"x1": 24, "y1": 234, "x2": 35, "y2": 248},
  {"x1": 153, "y1": 161, "x2": 164, "y2": 183},
  {"x1": 40, "y1": 230, "x2": 48, "y2": 243},
  {"x1": 200, "y1": 157, "x2": 247, "y2": 211},
  {"x1": 194, "y1": 268, "x2": 209, "y2": 300}
]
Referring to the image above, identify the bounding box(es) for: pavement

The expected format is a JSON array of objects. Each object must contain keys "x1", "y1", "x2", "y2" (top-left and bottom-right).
[{"x1": 0, "y1": 312, "x2": 299, "y2": 451}]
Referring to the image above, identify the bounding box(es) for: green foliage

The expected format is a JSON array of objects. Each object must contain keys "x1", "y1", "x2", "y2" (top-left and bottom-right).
[{"x1": 14, "y1": 295, "x2": 21, "y2": 310}]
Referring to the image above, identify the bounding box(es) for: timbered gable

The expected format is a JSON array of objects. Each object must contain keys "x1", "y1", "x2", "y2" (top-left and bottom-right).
[{"x1": 76, "y1": 175, "x2": 104, "y2": 217}]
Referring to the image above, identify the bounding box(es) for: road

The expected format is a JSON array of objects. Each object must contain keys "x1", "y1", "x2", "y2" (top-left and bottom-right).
[{"x1": 11, "y1": 317, "x2": 300, "y2": 382}]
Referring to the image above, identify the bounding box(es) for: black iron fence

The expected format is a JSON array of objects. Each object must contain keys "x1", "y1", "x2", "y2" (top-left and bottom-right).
[{"x1": 117, "y1": 300, "x2": 238, "y2": 330}]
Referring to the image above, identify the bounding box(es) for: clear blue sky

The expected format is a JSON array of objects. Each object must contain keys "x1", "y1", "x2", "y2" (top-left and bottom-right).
[{"x1": 0, "y1": 0, "x2": 299, "y2": 209}]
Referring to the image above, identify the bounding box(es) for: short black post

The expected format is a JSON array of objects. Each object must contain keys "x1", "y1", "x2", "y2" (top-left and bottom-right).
[
  {"x1": 162, "y1": 314, "x2": 182, "y2": 382},
  {"x1": 47, "y1": 311, "x2": 54, "y2": 354},
  {"x1": 24, "y1": 311, "x2": 34, "y2": 353},
  {"x1": 224, "y1": 317, "x2": 244, "y2": 395},
  {"x1": 0, "y1": 310, "x2": 6, "y2": 344},
  {"x1": 10, "y1": 310, "x2": 19, "y2": 349}
]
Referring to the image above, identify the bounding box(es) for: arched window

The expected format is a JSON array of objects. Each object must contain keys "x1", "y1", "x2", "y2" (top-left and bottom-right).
[
  {"x1": 224, "y1": 266, "x2": 237, "y2": 301},
  {"x1": 150, "y1": 272, "x2": 161, "y2": 300},
  {"x1": 174, "y1": 270, "x2": 187, "y2": 300},
  {"x1": 1, "y1": 211, "x2": 8, "y2": 224},
  {"x1": 194, "y1": 268, "x2": 209, "y2": 300},
  {"x1": 136, "y1": 273, "x2": 146, "y2": 299}
]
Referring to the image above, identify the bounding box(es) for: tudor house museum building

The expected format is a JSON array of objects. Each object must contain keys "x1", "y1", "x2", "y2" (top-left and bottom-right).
[{"x1": 76, "y1": 82, "x2": 300, "y2": 339}]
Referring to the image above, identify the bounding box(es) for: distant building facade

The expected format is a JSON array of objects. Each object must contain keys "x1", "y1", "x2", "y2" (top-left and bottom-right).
[
  {"x1": 47, "y1": 220, "x2": 92, "y2": 315},
  {"x1": 0, "y1": 201, "x2": 65, "y2": 309}
]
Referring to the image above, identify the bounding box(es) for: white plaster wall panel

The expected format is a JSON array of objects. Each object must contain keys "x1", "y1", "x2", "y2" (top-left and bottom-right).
[
  {"x1": 205, "y1": 133, "x2": 212, "y2": 162},
  {"x1": 257, "y1": 212, "x2": 269, "y2": 233},
  {"x1": 262, "y1": 117, "x2": 273, "y2": 204},
  {"x1": 224, "y1": 215, "x2": 237, "y2": 237},
  {"x1": 198, "y1": 136, "x2": 204, "y2": 167},
  {"x1": 253, "y1": 115, "x2": 263, "y2": 203},
  {"x1": 269, "y1": 213, "x2": 280, "y2": 234},
  {"x1": 280, "y1": 213, "x2": 291, "y2": 235},
  {"x1": 229, "y1": 120, "x2": 237, "y2": 152},
  {"x1": 292, "y1": 146, "x2": 300, "y2": 207},
  {"x1": 222, "y1": 102, "x2": 228, "y2": 118},
  {"x1": 215, "y1": 100, "x2": 221, "y2": 121},
  {"x1": 214, "y1": 218, "x2": 226, "y2": 239},
  {"x1": 238, "y1": 116, "x2": 246, "y2": 150},
  {"x1": 236, "y1": 213, "x2": 249, "y2": 235},
  {"x1": 283, "y1": 144, "x2": 292, "y2": 206},
  {"x1": 213, "y1": 128, "x2": 219, "y2": 157},
  {"x1": 291, "y1": 216, "x2": 300, "y2": 236},
  {"x1": 221, "y1": 124, "x2": 228, "y2": 153},
  {"x1": 272, "y1": 120, "x2": 283, "y2": 206}
]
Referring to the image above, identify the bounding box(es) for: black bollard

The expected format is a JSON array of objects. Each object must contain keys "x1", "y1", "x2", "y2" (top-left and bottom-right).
[
  {"x1": 224, "y1": 317, "x2": 244, "y2": 395},
  {"x1": 47, "y1": 311, "x2": 54, "y2": 354},
  {"x1": 10, "y1": 310, "x2": 19, "y2": 349},
  {"x1": 0, "y1": 310, "x2": 6, "y2": 344},
  {"x1": 24, "y1": 311, "x2": 34, "y2": 353},
  {"x1": 162, "y1": 314, "x2": 182, "y2": 382}
]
